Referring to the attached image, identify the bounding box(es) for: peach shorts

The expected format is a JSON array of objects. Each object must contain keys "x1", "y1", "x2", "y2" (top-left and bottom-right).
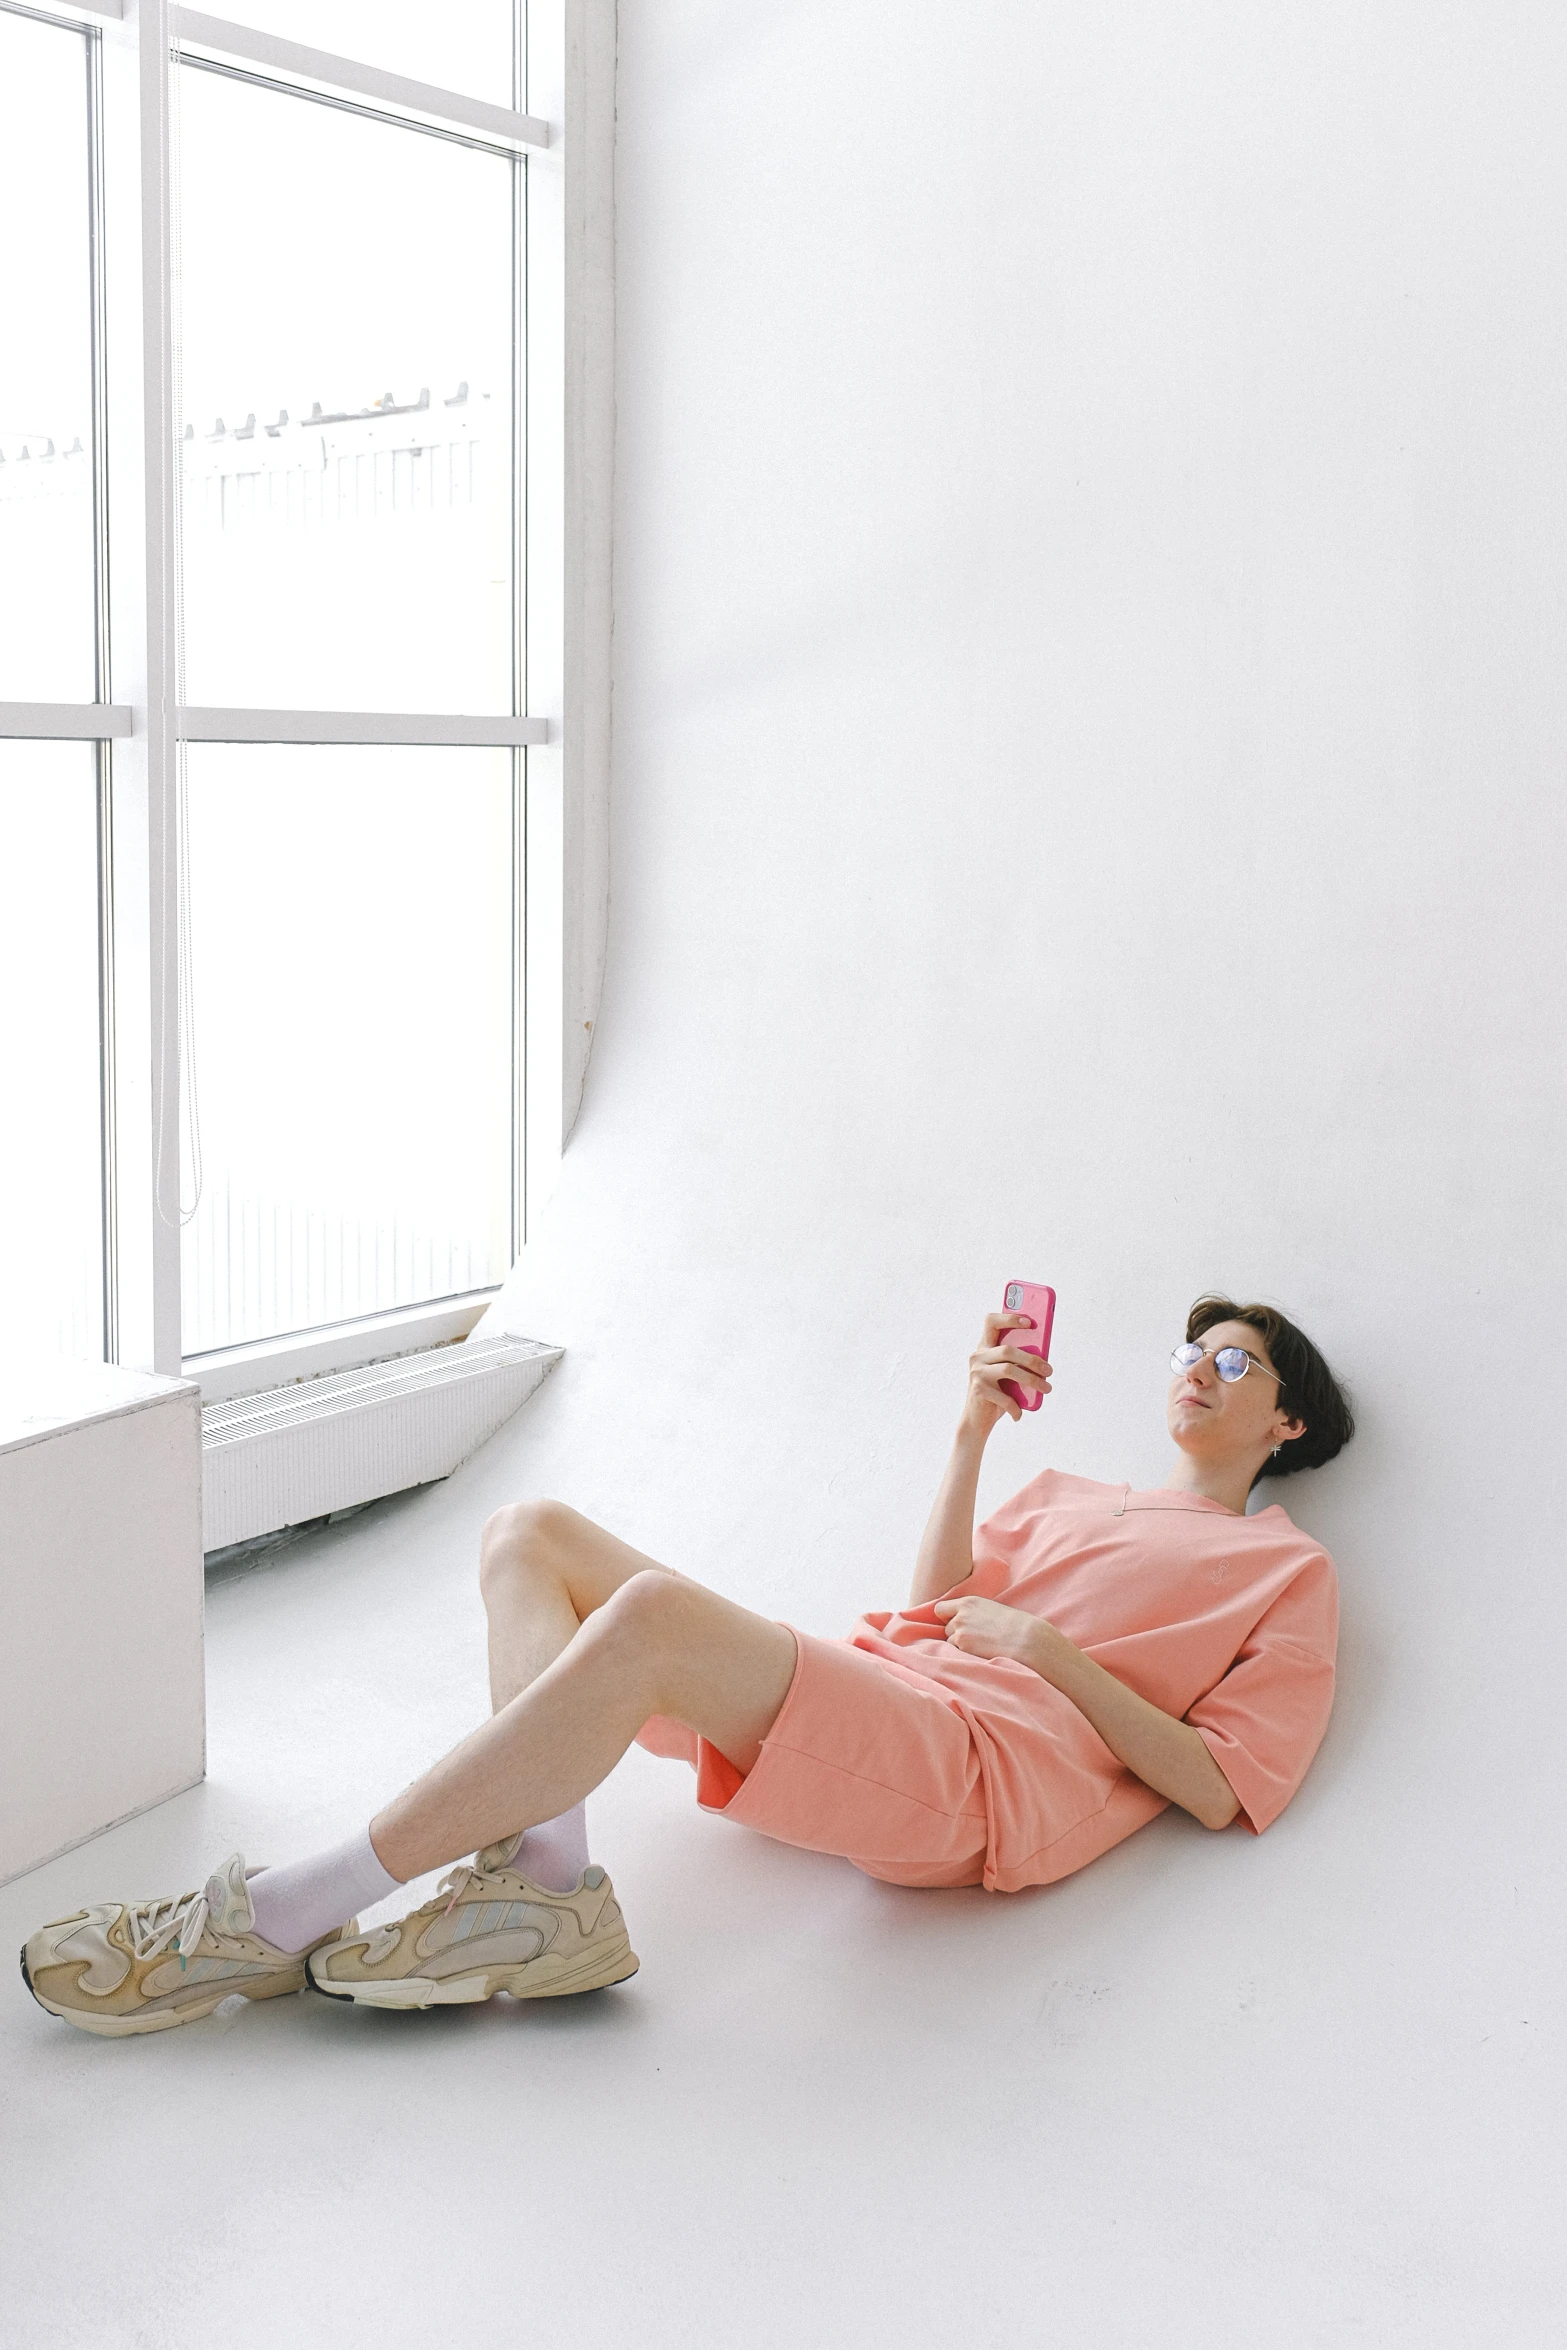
[{"x1": 636, "y1": 1627, "x2": 989, "y2": 1889}]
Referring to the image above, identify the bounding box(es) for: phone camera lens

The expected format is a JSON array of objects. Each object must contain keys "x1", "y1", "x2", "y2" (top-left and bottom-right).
[{"x1": 1005, "y1": 1284, "x2": 1021, "y2": 1309}]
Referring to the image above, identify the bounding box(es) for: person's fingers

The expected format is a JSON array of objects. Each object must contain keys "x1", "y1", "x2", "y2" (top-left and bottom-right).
[
  {"x1": 973, "y1": 1365, "x2": 1021, "y2": 1413},
  {"x1": 974, "y1": 1367, "x2": 1024, "y2": 1418},
  {"x1": 976, "y1": 1346, "x2": 1048, "y2": 1381},
  {"x1": 977, "y1": 1353, "x2": 1041, "y2": 1385}
]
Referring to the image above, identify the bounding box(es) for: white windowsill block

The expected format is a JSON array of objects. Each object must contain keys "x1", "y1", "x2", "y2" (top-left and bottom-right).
[
  {"x1": 188, "y1": 1291, "x2": 497, "y2": 1404},
  {"x1": 0, "y1": 1364, "x2": 204, "y2": 1887},
  {"x1": 200, "y1": 1333, "x2": 564, "y2": 1552}
]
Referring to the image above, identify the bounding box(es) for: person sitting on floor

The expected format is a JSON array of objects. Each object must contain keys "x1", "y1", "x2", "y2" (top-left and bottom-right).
[{"x1": 21, "y1": 1292, "x2": 1353, "y2": 2035}]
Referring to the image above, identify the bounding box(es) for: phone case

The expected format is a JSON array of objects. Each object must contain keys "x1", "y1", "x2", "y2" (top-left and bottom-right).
[{"x1": 999, "y1": 1280, "x2": 1055, "y2": 1412}]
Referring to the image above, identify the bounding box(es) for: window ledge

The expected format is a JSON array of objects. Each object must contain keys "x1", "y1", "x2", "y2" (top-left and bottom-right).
[
  {"x1": 201, "y1": 1330, "x2": 562, "y2": 1552},
  {"x1": 186, "y1": 1292, "x2": 500, "y2": 1404}
]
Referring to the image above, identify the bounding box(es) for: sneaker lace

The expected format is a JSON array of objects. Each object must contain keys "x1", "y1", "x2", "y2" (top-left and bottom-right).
[
  {"x1": 358, "y1": 1859, "x2": 500, "y2": 1967},
  {"x1": 437, "y1": 1854, "x2": 517, "y2": 1912},
  {"x1": 436, "y1": 1863, "x2": 476, "y2": 1912},
  {"x1": 125, "y1": 1888, "x2": 212, "y2": 1967}
]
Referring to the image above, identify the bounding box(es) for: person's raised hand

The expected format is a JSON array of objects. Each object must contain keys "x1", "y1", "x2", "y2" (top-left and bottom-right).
[{"x1": 963, "y1": 1310, "x2": 1053, "y2": 1432}]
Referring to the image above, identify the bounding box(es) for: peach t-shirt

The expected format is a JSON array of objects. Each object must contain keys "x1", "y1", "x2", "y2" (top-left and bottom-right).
[{"x1": 849, "y1": 1470, "x2": 1337, "y2": 1894}]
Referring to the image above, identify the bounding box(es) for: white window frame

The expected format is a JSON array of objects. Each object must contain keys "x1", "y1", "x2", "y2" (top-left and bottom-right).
[{"x1": 1, "y1": 0, "x2": 613, "y2": 1394}]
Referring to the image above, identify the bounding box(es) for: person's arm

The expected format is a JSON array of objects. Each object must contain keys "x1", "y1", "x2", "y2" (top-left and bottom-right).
[
  {"x1": 909, "y1": 1312, "x2": 1053, "y2": 1607},
  {"x1": 931, "y1": 1595, "x2": 1242, "y2": 1830}
]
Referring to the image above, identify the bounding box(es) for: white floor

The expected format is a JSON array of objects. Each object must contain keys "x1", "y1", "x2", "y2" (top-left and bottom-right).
[{"x1": 2, "y1": 1361, "x2": 1556, "y2": 2350}]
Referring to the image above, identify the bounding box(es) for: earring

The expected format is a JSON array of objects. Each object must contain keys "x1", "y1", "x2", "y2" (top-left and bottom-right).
[{"x1": 1271, "y1": 1446, "x2": 1281, "y2": 1458}]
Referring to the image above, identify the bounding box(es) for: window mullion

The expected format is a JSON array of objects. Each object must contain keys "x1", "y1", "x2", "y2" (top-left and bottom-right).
[
  {"x1": 94, "y1": 0, "x2": 182, "y2": 1376},
  {"x1": 0, "y1": 703, "x2": 132, "y2": 736},
  {"x1": 174, "y1": 709, "x2": 548, "y2": 746},
  {"x1": 84, "y1": 18, "x2": 119, "y2": 1359},
  {"x1": 170, "y1": 9, "x2": 549, "y2": 151}
]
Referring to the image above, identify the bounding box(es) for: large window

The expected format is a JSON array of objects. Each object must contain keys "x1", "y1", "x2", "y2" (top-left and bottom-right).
[{"x1": 1, "y1": 0, "x2": 559, "y2": 1383}]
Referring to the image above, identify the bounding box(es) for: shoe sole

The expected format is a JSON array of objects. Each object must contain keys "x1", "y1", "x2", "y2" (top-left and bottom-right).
[
  {"x1": 19, "y1": 1942, "x2": 307, "y2": 2038},
  {"x1": 308, "y1": 1931, "x2": 640, "y2": 2010}
]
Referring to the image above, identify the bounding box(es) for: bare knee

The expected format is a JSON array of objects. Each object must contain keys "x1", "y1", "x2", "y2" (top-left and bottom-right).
[
  {"x1": 478, "y1": 1497, "x2": 579, "y2": 1602},
  {"x1": 587, "y1": 1568, "x2": 693, "y2": 1663},
  {"x1": 580, "y1": 1573, "x2": 782, "y2": 1747}
]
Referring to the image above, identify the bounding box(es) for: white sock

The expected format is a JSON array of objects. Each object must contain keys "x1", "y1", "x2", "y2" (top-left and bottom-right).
[
  {"x1": 246, "y1": 1826, "x2": 403, "y2": 1955},
  {"x1": 501, "y1": 1805, "x2": 589, "y2": 1894}
]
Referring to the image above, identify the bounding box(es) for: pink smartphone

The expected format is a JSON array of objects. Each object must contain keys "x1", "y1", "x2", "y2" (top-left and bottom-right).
[{"x1": 999, "y1": 1280, "x2": 1056, "y2": 1412}]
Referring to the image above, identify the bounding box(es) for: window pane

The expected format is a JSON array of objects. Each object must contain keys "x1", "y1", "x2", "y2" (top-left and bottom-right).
[
  {"x1": 0, "y1": 12, "x2": 96, "y2": 702},
  {"x1": 221, "y1": 1, "x2": 515, "y2": 106},
  {"x1": 176, "y1": 69, "x2": 515, "y2": 714},
  {"x1": 0, "y1": 744, "x2": 104, "y2": 1363},
  {"x1": 180, "y1": 746, "x2": 514, "y2": 1356}
]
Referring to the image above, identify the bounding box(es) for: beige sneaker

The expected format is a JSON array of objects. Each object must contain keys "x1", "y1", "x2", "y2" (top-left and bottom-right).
[
  {"x1": 307, "y1": 1840, "x2": 638, "y2": 2010},
  {"x1": 20, "y1": 1855, "x2": 349, "y2": 2038}
]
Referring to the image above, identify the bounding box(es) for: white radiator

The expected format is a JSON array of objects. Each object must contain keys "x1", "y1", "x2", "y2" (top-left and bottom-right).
[{"x1": 201, "y1": 1332, "x2": 562, "y2": 1551}]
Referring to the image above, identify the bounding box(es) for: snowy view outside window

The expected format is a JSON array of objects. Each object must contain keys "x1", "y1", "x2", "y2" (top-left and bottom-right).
[
  {"x1": 0, "y1": 9, "x2": 105, "y2": 1365},
  {"x1": 174, "y1": 64, "x2": 519, "y2": 1354},
  {"x1": 0, "y1": 14, "x2": 94, "y2": 704}
]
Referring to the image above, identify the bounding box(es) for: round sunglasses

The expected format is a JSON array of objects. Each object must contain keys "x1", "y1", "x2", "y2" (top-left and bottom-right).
[{"x1": 1170, "y1": 1340, "x2": 1282, "y2": 1386}]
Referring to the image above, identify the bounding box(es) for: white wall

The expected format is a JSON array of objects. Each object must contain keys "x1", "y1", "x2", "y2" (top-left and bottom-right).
[{"x1": 478, "y1": 1, "x2": 1564, "y2": 2318}]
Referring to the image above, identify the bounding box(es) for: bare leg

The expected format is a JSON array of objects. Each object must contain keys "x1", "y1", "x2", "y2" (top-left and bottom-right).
[
  {"x1": 370, "y1": 1512, "x2": 796, "y2": 1881},
  {"x1": 478, "y1": 1501, "x2": 678, "y2": 1890},
  {"x1": 478, "y1": 1498, "x2": 681, "y2": 1712}
]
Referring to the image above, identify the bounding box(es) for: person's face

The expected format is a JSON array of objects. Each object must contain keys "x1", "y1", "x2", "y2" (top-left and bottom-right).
[{"x1": 1166, "y1": 1320, "x2": 1304, "y2": 1469}]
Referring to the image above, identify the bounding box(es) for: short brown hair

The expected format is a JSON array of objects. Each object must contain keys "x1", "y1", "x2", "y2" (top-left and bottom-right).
[{"x1": 1186, "y1": 1295, "x2": 1354, "y2": 1483}]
